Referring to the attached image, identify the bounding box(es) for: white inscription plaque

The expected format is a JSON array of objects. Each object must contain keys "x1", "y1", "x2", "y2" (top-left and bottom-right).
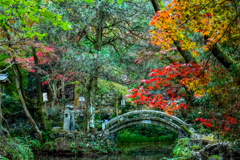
[{"x1": 142, "y1": 120, "x2": 151, "y2": 124}]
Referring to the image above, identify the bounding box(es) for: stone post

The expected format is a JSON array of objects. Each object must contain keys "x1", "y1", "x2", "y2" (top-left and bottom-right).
[
  {"x1": 102, "y1": 122, "x2": 105, "y2": 130},
  {"x1": 63, "y1": 105, "x2": 74, "y2": 131}
]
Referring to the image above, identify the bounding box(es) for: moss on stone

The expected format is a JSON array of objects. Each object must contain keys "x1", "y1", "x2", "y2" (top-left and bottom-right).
[{"x1": 181, "y1": 125, "x2": 193, "y2": 135}]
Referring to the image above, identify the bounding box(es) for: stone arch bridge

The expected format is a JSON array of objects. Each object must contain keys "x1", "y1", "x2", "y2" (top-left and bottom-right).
[{"x1": 102, "y1": 110, "x2": 193, "y2": 143}]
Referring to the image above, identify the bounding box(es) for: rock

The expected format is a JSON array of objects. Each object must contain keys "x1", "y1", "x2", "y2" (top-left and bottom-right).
[
  {"x1": 191, "y1": 133, "x2": 201, "y2": 139},
  {"x1": 198, "y1": 142, "x2": 233, "y2": 160},
  {"x1": 87, "y1": 133, "x2": 91, "y2": 137},
  {"x1": 76, "y1": 134, "x2": 82, "y2": 141},
  {"x1": 59, "y1": 132, "x2": 65, "y2": 137},
  {"x1": 55, "y1": 138, "x2": 61, "y2": 143},
  {"x1": 66, "y1": 132, "x2": 76, "y2": 140},
  {"x1": 91, "y1": 135, "x2": 95, "y2": 140},
  {"x1": 107, "y1": 139, "x2": 112, "y2": 147},
  {"x1": 208, "y1": 155, "x2": 219, "y2": 160},
  {"x1": 189, "y1": 127, "x2": 195, "y2": 133},
  {"x1": 188, "y1": 139, "x2": 202, "y2": 148},
  {"x1": 49, "y1": 133, "x2": 57, "y2": 139},
  {"x1": 52, "y1": 127, "x2": 61, "y2": 130},
  {"x1": 79, "y1": 131, "x2": 84, "y2": 136}
]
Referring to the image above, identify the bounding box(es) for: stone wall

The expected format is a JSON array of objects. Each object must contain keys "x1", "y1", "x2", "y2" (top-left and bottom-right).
[{"x1": 39, "y1": 129, "x2": 117, "y2": 156}]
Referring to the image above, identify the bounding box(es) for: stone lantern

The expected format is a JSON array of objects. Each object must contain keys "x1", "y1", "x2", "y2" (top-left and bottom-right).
[{"x1": 63, "y1": 105, "x2": 75, "y2": 131}]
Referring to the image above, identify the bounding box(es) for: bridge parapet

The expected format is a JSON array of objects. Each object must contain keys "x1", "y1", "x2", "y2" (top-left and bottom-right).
[{"x1": 103, "y1": 110, "x2": 193, "y2": 138}]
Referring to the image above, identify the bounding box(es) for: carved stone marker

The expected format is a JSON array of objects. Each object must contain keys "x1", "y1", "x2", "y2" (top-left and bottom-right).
[{"x1": 63, "y1": 105, "x2": 75, "y2": 131}]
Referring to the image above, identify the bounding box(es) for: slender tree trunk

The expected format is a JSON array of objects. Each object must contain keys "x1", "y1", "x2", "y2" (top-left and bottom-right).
[
  {"x1": 53, "y1": 81, "x2": 58, "y2": 106},
  {"x1": 90, "y1": 76, "x2": 97, "y2": 129},
  {"x1": 3, "y1": 24, "x2": 45, "y2": 135},
  {"x1": 151, "y1": 0, "x2": 161, "y2": 12},
  {"x1": 173, "y1": 40, "x2": 197, "y2": 63},
  {"x1": 85, "y1": 81, "x2": 91, "y2": 133},
  {"x1": 48, "y1": 80, "x2": 58, "y2": 108},
  {"x1": 32, "y1": 48, "x2": 47, "y2": 130},
  {"x1": 12, "y1": 67, "x2": 43, "y2": 142},
  {"x1": 73, "y1": 82, "x2": 79, "y2": 110},
  {"x1": 15, "y1": 64, "x2": 34, "y2": 106},
  {"x1": 61, "y1": 76, "x2": 65, "y2": 108}
]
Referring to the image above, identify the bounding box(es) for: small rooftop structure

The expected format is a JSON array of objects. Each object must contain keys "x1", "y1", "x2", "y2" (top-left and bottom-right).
[{"x1": 0, "y1": 73, "x2": 11, "y2": 84}]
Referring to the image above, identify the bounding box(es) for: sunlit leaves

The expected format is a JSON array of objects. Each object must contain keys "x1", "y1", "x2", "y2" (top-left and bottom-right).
[
  {"x1": 0, "y1": 0, "x2": 71, "y2": 39},
  {"x1": 127, "y1": 61, "x2": 211, "y2": 114},
  {"x1": 149, "y1": 0, "x2": 240, "y2": 56}
]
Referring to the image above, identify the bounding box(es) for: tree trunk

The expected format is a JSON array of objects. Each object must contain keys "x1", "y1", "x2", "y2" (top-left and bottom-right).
[
  {"x1": 173, "y1": 40, "x2": 197, "y2": 63},
  {"x1": 89, "y1": 77, "x2": 97, "y2": 130},
  {"x1": 73, "y1": 82, "x2": 79, "y2": 110},
  {"x1": 85, "y1": 81, "x2": 91, "y2": 133},
  {"x1": 15, "y1": 64, "x2": 34, "y2": 106},
  {"x1": 204, "y1": 36, "x2": 240, "y2": 84},
  {"x1": 88, "y1": 5, "x2": 104, "y2": 131},
  {"x1": 151, "y1": 0, "x2": 161, "y2": 12},
  {"x1": 48, "y1": 80, "x2": 58, "y2": 108},
  {"x1": 12, "y1": 67, "x2": 43, "y2": 142},
  {"x1": 32, "y1": 48, "x2": 47, "y2": 130},
  {"x1": 150, "y1": 0, "x2": 197, "y2": 64},
  {"x1": 61, "y1": 76, "x2": 65, "y2": 108}
]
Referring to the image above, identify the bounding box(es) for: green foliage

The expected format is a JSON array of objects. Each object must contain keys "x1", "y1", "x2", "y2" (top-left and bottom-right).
[
  {"x1": 0, "y1": 0, "x2": 71, "y2": 39},
  {"x1": 29, "y1": 139, "x2": 41, "y2": 151},
  {"x1": 42, "y1": 129, "x2": 52, "y2": 142},
  {"x1": 79, "y1": 142, "x2": 84, "y2": 147},
  {"x1": 172, "y1": 138, "x2": 193, "y2": 160},
  {"x1": 118, "y1": 132, "x2": 175, "y2": 143},
  {"x1": 98, "y1": 79, "x2": 128, "y2": 95},
  {"x1": 212, "y1": 155, "x2": 221, "y2": 160},
  {"x1": 43, "y1": 141, "x2": 55, "y2": 153},
  {"x1": 0, "y1": 137, "x2": 34, "y2": 160},
  {"x1": 117, "y1": 125, "x2": 177, "y2": 143},
  {"x1": 70, "y1": 143, "x2": 77, "y2": 154},
  {"x1": 192, "y1": 145, "x2": 201, "y2": 151}
]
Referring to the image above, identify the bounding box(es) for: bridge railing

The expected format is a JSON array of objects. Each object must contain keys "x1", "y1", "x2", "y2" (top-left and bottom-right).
[{"x1": 104, "y1": 110, "x2": 189, "y2": 128}]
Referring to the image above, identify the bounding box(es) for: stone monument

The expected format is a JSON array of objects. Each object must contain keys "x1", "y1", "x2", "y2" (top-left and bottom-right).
[{"x1": 63, "y1": 105, "x2": 75, "y2": 131}]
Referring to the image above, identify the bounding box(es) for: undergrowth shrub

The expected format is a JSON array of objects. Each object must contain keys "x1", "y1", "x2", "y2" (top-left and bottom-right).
[
  {"x1": 0, "y1": 137, "x2": 34, "y2": 160},
  {"x1": 117, "y1": 126, "x2": 177, "y2": 143},
  {"x1": 172, "y1": 138, "x2": 193, "y2": 160}
]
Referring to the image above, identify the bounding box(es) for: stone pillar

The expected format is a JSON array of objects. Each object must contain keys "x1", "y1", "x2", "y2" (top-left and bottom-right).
[
  {"x1": 70, "y1": 110, "x2": 75, "y2": 131},
  {"x1": 63, "y1": 105, "x2": 75, "y2": 131},
  {"x1": 102, "y1": 122, "x2": 106, "y2": 130}
]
